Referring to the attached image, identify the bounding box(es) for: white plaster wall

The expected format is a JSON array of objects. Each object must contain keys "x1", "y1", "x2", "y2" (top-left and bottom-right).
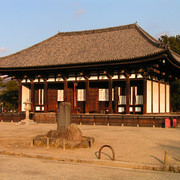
[
  {"x1": 89, "y1": 76, "x2": 98, "y2": 80},
  {"x1": 99, "y1": 76, "x2": 108, "y2": 80},
  {"x1": 166, "y1": 85, "x2": 170, "y2": 113},
  {"x1": 21, "y1": 85, "x2": 31, "y2": 111},
  {"x1": 153, "y1": 82, "x2": 159, "y2": 113},
  {"x1": 137, "y1": 74, "x2": 143, "y2": 78},
  {"x1": 118, "y1": 107, "x2": 124, "y2": 113},
  {"x1": 136, "y1": 95, "x2": 143, "y2": 105},
  {"x1": 119, "y1": 75, "x2": 125, "y2": 79},
  {"x1": 34, "y1": 79, "x2": 38, "y2": 82},
  {"x1": 118, "y1": 96, "x2": 126, "y2": 105},
  {"x1": 160, "y1": 83, "x2": 165, "y2": 113},
  {"x1": 56, "y1": 78, "x2": 63, "y2": 82},
  {"x1": 129, "y1": 74, "x2": 135, "y2": 79},
  {"x1": 77, "y1": 77, "x2": 85, "y2": 81},
  {"x1": 112, "y1": 75, "x2": 118, "y2": 80},
  {"x1": 135, "y1": 107, "x2": 141, "y2": 112},
  {"x1": 47, "y1": 78, "x2": 55, "y2": 82},
  {"x1": 146, "y1": 80, "x2": 152, "y2": 113},
  {"x1": 67, "y1": 77, "x2": 76, "y2": 81}
]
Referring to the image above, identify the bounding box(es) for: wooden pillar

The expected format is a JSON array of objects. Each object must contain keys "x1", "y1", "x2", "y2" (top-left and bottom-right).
[
  {"x1": 108, "y1": 75, "x2": 113, "y2": 113},
  {"x1": 64, "y1": 77, "x2": 68, "y2": 102},
  {"x1": 143, "y1": 76, "x2": 147, "y2": 114},
  {"x1": 114, "y1": 87, "x2": 118, "y2": 113},
  {"x1": 85, "y1": 76, "x2": 89, "y2": 113},
  {"x1": 73, "y1": 82, "x2": 77, "y2": 108},
  {"x1": 30, "y1": 79, "x2": 35, "y2": 112},
  {"x1": 132, "y1": 86, "x2": 136, "y2": 114},
  {"x1": 125, "y1": 73, "x2": 130, "y2": 114},
  {"x1": 44, "y1": 79, "x2": 48, "y2": 112},
  {"x1": 18, "y1": 80, "x2": 22, "y2": 113}
]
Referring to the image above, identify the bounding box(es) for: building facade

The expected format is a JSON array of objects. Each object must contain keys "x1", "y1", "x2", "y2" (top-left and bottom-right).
[{"x1": 0, "y1": 23, "x2": 179, "y2": 114}]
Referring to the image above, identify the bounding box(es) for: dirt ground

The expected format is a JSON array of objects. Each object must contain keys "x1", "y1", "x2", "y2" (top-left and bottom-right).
[{"x1": 0, "y1": 122, "x2": 180, "y2": 166}]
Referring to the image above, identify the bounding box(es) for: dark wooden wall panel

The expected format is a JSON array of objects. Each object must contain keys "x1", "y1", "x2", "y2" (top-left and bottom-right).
[
  {"x1": 98, "y1": 101, "x2": 109, "y2": 112},
  {"x1": 89, "y1": 88, "x2": 99, "y2": 113},
  {"x1": 48, "y1": 89, "x2": 58, "y2": 112},
  {"x1": 77, "y1": 101, "x2": 85, "y2": 113},
  {"x1": 35, "y1": 89, "x2": 39, "y2": 105}
]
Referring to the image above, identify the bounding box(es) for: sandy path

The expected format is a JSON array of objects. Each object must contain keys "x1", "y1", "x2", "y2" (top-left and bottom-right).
[{"x1": 0, "y1": 122, "x2": 180, "y2": 166}]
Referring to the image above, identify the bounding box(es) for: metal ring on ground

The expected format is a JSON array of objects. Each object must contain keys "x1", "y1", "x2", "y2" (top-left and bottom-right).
[{"x1": 99, "y1": 145, "x2": 115, "y2": 161}]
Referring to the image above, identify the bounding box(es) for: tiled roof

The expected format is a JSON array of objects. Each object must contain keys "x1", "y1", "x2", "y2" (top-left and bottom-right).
[{"x1": 0, "y1": 23, "x2": 176, "y2": 68}]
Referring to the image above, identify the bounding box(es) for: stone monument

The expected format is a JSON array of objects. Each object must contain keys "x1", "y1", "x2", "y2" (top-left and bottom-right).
[
  {"x1": 33, "y1": 102, "x2": 94, "y2": 149},
  {"x1": 57, "y1": 102, "x2": 71, "y2": 133}
]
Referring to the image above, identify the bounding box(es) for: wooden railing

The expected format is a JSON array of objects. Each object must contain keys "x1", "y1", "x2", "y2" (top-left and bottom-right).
[
  {"x1": 71, "y1": 114, "x2": 180, "y2": 127},
  {"x1": 0, "y1": 113, "x2": 25, "y2": 122},
  {"x1": 0, "y1": 112, "x2": 179, "y2": 127}
]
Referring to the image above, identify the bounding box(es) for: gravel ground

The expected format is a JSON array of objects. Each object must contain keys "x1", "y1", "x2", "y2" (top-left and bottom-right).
[
  {"x1": 1, "y1": 154, "x2": 180, "y2": 180},
  {"x1": 0, "y1": 122, "x2": 180, "y2": 166}
]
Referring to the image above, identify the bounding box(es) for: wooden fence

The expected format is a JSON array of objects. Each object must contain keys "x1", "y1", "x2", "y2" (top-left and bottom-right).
[
  {"x1": 0, "y1": 113, "x2": 180, "y2": 127},
  {"x1": 0, "y1": 113, "x2": 25, "y2": 122},
  {"x1": 71, "y1": 114, "x2": 180, "y2": 127}
]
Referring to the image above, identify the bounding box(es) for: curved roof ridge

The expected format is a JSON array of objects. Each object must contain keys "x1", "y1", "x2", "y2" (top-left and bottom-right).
[
  {"x1": 134, "y1": 23, "x2": 161, "y2": 48},
  {"x1": 0, "y1": 23, "x2": 136, "y2": 60},
  {"x1": 58, "y1": 23, "x2": 137, "y2": 36},
  {"x1": 168, "y1": 48, "x2": 180, "y2": 63}
]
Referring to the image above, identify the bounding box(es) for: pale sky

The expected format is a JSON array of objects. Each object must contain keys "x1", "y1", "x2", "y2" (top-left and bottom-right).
[{"x1": 0, "y1": 0, "x2": 180, "y2": 57}]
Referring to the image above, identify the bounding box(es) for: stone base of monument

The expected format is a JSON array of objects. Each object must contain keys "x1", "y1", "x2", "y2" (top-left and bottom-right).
[
  {"x1": 18, "y1": 119, "x2": 36, "y2": 125},
  {"x1": 33, "y1": 124, "x2": 95, "y2": 149}
]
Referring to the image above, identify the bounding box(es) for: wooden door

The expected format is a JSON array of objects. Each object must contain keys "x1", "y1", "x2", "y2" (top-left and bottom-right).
[
  {"x1": 48, "y1": 89, "x2": 58, "y2": 112},
  {"x1": 88, "y1": 88, "x2": 99, "y2": 113}
]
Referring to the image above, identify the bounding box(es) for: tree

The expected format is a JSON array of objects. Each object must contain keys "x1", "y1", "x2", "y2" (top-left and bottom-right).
[
  {"x1": 159, "y1": 35, "x2": 180, "y2": 112},
  {"x1": 159, "y1": 35, "x2": 180, "y2": 54},
  {"x1": 0, "y1": 80, "x2": 19, "y2": 112}
]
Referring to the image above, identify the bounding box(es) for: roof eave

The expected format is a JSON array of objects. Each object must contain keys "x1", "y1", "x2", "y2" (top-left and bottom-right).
[{"x1": 0, "y1": 52, "x2": 166, "y2": 74}]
